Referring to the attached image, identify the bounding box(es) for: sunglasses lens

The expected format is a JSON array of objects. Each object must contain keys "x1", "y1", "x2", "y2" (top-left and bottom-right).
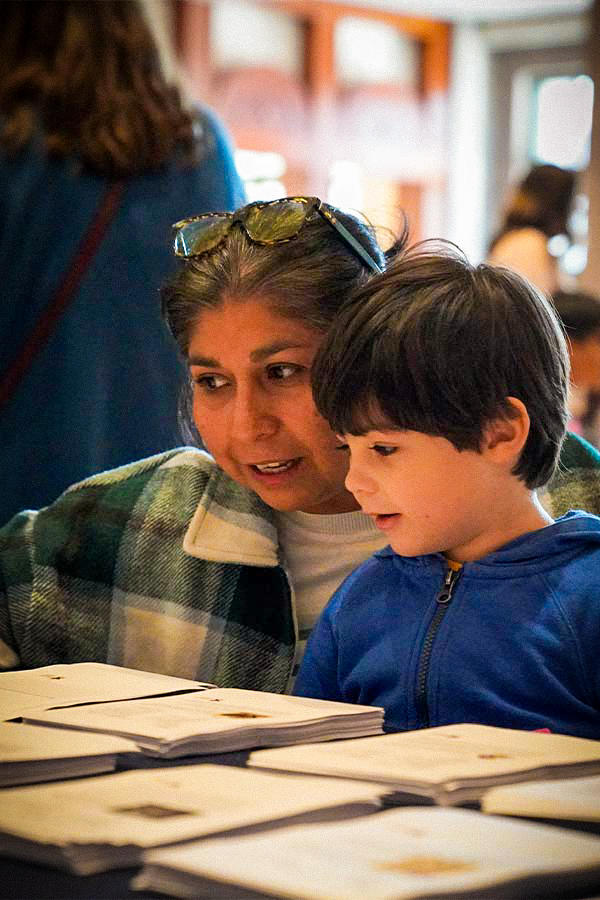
[
  {"x1": 174, "y1": 216, "x2": 231, "y2": 257},
  {"x1": 245, "y1": 199, "x2": 310, "y2": 242}
]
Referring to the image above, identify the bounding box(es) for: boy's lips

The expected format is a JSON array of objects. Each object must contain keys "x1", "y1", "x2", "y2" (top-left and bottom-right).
[{"x1": 369, "y1": 512, "x2": 401, "y2": 530}]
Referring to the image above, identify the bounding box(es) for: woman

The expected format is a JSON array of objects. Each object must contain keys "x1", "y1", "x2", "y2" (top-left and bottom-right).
[
  {"x1": 0, "y1": 0, "x2": 245, "y2": 524},
  {"x1": 488, "y1": 164, "x2": 576, "y2": 294},
  {"x1": 1, "y1": 197, "x2": 599, "y2": 688}
]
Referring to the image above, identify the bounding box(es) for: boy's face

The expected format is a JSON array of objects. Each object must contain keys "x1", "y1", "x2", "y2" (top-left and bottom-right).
[{"x1": 342, "y1": 428, "x2": 512, "y2": 563}]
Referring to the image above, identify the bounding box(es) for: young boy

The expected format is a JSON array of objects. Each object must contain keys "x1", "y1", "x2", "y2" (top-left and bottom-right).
[{"x1": 295, "y1": 247, "x2": 600, "y2": 740}]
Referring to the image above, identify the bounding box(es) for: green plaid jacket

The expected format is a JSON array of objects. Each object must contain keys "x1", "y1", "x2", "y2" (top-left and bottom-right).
[{"x1": 1, "y1": 433, "x2": 600, "y2": 691}]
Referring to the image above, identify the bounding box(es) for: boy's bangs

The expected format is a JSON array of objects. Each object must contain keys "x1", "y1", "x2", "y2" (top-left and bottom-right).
[
  {"x1": 334, "y1": 393, "x2": 398, "y2": 438},
  {"x1": 318, "y1": 343, "x2": 416, "y2": 437}
]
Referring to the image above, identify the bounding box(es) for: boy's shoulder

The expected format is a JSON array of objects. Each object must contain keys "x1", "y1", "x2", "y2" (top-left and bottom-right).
[{"x1": 549, "y1": 509, "x2": 600, "y2": 556}]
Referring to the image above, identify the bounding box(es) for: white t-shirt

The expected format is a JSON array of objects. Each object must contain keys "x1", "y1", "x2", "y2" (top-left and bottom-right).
[{"x1": 275, "y1": 509, "x2": 386, "y2": 674}]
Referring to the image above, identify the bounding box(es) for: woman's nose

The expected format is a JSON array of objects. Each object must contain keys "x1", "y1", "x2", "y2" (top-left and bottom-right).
[{"x1": 229, "y1": 387, "x2": 278, "y2": 442}]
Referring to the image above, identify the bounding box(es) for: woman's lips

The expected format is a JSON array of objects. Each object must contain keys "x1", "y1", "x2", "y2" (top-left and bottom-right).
[{"x1": 249, "y1": 458, "x2": 302, "y2": 479}]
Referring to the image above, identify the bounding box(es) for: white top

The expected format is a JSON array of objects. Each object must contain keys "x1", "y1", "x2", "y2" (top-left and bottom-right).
[{"x1": 275, "y1": 509, "x2": 386, "y2": 674}]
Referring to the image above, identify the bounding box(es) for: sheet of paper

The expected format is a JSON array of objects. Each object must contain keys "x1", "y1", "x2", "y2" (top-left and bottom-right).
[
  {"x1": 482, "y1": 774, "x2": 600, "y2": 821},
  {"x1": 0, "y1": 721, "x2": 138, "y2": 786},
  {"x1": 0, "y1": 687, "x2": 52, "y2": 721},
  {"x1": 0, "y1": 662, "x2": 212, "y2": 721},
  {"x1": 22, "y1": 687, "x2": 383, "y2": 755},
  {"x1": 0, "y1": 721, "x2": 136, "y2": 761},
  {"x1": 136, "y1": 805, "x2": 600, "y2": 900},
  {"x1": 249, "y1": 723, "x2": 600, "y2": 788},
  {"x1": 0, "y1": 764, "x2": 382, "y2": 873}
]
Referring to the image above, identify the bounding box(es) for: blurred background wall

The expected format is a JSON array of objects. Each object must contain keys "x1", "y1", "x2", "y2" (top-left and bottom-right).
[{"x1": 158, "y1": 0, "x2": 595, "y2": 281}]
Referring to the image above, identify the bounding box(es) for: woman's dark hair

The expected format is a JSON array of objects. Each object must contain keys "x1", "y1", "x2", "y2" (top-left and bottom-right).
[
  {"x1": 161, "y1": 198, "x2": 398, "y2": 444},
  {"x1": 162, "y1": 201, "x2": 392, "y2": 352},
  {"x1": 490, "y1": 164, "x2": 577, "y2": 251},
  {"x1": 312, "y1": 243, "x2": 569, "y2": 489},
  {"x1": 0, "y1": 0, "x2": 199, "y2": 176}
]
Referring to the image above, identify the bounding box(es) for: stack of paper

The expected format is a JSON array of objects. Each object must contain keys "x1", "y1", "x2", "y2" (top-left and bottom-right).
[
  {"x1": 249, "y1": 723, "x2": 600, "y2": 805},
  {"x1": 482, "y1": 774, "x2": 600, "y2": 823},
  {"x1": 0, "y1": 765, "x2": 383, "y2": 874},
  {"x1": 0, "y1": 721, "x2": 137, "y2": 787},
  {"x1": 134, "y1": 806, "x2": 600, "y2": 900},
  {"x1": 22, "y1": 689, "x2": 383, "y2": 756},
  {"x1": 0, "y1": 662, "x2": 212, "y2": 722}
]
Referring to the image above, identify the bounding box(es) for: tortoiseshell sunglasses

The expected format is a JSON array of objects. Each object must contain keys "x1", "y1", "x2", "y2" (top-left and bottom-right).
[{"x1": 172, "y1": 196, "x2": 383, "y2": 273}]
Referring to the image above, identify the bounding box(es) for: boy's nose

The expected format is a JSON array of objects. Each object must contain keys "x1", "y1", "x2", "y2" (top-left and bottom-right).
[{"x1": 344, "y1": 459, "x2": 377, "y2": 497}]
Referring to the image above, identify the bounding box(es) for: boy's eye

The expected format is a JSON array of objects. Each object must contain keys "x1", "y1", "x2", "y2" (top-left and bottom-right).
[
  {"x1": 371, "y1": 444, "x2": 397, "y2": 456},
  {"x1": 335, "y1": 442, "x2": 349, "y2": 452},
  {"x1": 267, "y1": 363, "x2": 302, "y2": 380},
  {"x1": 192, "y1": 373, "x2": 229, "y2": 391}
]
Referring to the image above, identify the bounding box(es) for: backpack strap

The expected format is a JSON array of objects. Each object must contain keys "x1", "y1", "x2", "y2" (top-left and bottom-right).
[{"x1": 0, "y1": 179, "x2": 125, "y2": 411}]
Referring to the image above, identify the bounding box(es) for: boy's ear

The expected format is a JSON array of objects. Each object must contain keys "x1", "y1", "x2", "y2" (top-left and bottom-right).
[{"x1": 482, "y1": 397, "x2": 530, "y2": 466}]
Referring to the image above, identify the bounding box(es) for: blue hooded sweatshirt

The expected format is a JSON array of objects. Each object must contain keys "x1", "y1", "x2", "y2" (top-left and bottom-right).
[{"x1": 295, "y1": 511, "x2": 600, "y2": 739}]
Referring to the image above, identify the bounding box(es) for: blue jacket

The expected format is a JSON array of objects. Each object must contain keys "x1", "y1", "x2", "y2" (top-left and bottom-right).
[
  {"x1": 0, "y1": 108, "x2": 245, "y2": 524},
  {"x1": 295, "y1": 511, "x2": 600, "y2": 739}
]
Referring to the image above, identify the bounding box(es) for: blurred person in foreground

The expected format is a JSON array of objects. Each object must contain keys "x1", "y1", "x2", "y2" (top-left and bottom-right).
[
  {"x1": 0, "y1": 0, "x2": 245, "y2": 524},
  {"x1": 488, "y1": 163, "x2": 576, "y2": 295}
]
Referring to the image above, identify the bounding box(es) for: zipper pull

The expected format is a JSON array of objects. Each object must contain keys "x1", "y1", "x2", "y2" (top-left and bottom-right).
[{"x1": 436, "y1": 566, "x2": 460, "y2": 605}]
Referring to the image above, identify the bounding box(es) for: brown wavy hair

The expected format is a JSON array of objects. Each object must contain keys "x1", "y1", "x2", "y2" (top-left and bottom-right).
[{"x1": 0, "y1": 0, "x2": 200, "y2": 176}]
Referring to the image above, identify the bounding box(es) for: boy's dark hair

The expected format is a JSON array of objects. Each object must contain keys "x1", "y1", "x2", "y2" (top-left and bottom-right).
[
  {"x1": 312, "y1": 244, "x2": 569, "y2": 489},
  {"x1": 552, "y1": 289, "x2": 600, "y2": 341}
]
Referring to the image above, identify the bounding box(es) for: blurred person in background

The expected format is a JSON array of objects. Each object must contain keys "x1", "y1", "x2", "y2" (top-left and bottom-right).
[
  {"x1": 0, "y1": 0, "x2": 245, "y2": 524},
  {"x1": 488, "y1": 163, "x2": 576, "y2": 295},
  {"x1": 553, "y1": 289, "x2": 600, "y2": 448}
]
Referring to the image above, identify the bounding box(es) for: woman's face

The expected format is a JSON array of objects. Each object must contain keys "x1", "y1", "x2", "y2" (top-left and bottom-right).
[{"x1": 187, "y1": 295, "x2": 359, "y2": 514}]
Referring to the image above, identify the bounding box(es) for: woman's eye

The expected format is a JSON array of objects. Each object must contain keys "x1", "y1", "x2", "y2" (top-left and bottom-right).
[
  {"x1": 371, "y1": 444, "x2": 397, "y2": 457},
  {"x1": 267, "y1": 363, "x2": 302, "y2": 381},
  {"x1": 335, "y1": 442, "x2": 349, "y2": 452},
  {"x1": 192, "y1": 373, "x2": 228, "y2": 392}
]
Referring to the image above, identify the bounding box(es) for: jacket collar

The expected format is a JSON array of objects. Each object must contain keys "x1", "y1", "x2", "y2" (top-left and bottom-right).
[{"x1": 183, "y1": 464, "x2": 280, "y2": 568}]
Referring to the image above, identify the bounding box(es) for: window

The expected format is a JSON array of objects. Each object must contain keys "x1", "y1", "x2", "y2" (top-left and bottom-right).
[
  {"x1": 211, "y1": 0, "x2": 302, "y2": 75},
  {"x1": 531, "y1": 74, "x2": 594, "y2": 170},
  {"x1": 235, "y1": 149, "x2": 287, "y2": 202},
  {"x1": 334, "y1": 17, "x2": 419, "y2": 88}
]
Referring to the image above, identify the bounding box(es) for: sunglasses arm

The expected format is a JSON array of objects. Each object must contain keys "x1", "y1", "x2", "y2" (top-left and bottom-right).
[{"x1": 320, "y1": 209, "x2": 383, "y2": 274}]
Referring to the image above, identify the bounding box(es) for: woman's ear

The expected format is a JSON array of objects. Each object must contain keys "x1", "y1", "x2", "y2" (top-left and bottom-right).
[{"x1": 483, "y1": 397, "x2": 530, "y2": 467}]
